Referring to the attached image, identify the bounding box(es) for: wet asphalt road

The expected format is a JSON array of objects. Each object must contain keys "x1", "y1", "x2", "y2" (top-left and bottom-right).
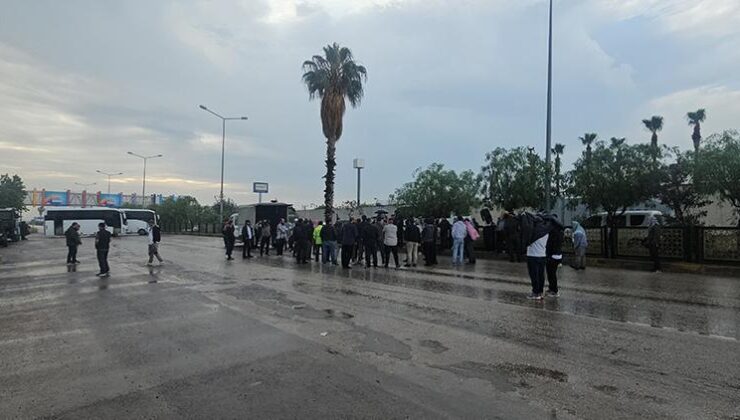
[{"x1": 1, "y1": 235, "x2": 739, "y2": 419}]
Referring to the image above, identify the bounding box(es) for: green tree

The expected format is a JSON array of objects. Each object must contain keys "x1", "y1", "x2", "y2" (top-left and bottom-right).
[
  {"x1": 696, "y1": 130, "x2": 740, "y2": 217},
  {"x1": 568, "y1": 140, "x2": 655, "y2": 226},
  {"x1": 687, "y1": 108, "x2": 707, "y2": 156},
  {"x1": 151, "y1": 196, "x2": 215, "y2": 226},
  {"x1": 0, "y1": 174, "x2": 26, "y2": 212},
  {"x1": 657, "y1": 151, "x2": 711, "y2": 225},
  {"x1": 479, "y1": 147, "x2": 546, "y2": 211},
  {"x1": 302, "y1": 43, "x2": 367, "y2": 223},
  {"x1": 212, "y1": 198, "x2": 239, "y2": 221},
  {"x1": 391, "y1": 163, "x2": 480, "y2": 218},
  {"x1": 642, "y1": 115, "x2": 664, "y2": 163}
]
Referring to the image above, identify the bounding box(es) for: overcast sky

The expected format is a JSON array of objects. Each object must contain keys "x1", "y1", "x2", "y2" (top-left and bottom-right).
[{"x1": 1, "y1": 0, "x2": 739, "y2": 207}]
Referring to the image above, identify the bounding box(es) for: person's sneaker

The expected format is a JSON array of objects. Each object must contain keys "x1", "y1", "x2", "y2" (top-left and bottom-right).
[
  {"x1": 146, "y1": 262, "x2": 153, "y2": 266},
  {"x1": 95, "y1": 272, "x2": 104, "y2": 276},
  {"x1": 526, "y1": 293, "x2": 543, "y2": 300},
  {"x1": 100, "y1": 272, "x2": 110, "y2": 277},
  {"x1": 74, "y1": 260, "x2": 81, "y2": 264},
  {"x1": 546, "y1": 291, "x2": 560, "y2": 298}
]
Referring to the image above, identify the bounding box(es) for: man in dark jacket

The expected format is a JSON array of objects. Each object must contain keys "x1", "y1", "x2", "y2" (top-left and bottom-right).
[
  {"x1": 341, "y1": 218, "x2": 359, "y2": 269},
  {"x1": 320, "y1": 221, "x2": 338, "y2": 265},
  {"x1": 95, "y1": 223, "x2": 112, "y2": 277},
  {"x1": 65, "y1": 223, "x2": 81, "y2": 265},
  {"x1": 503, "y1": 212, "x2": 522, "y2": 262},
  {"x1": 545, "y1": 215, "x2": 564, "y2": 297},
  {"x1": 646, "y1": 216, "x2": 661, "y2": 273},
  {"x1": 421, "y1": 218, "x2": 438, "y2": 266},
  {"x1": 292, "y1": 219, "x2": 306, "y2": 264},
  {"x1": 438, "y1": 218, "x2": 451, "y2": 250},
  {"x1": 363, "y1": 218, "x2": 379, "y2": 268},
  {"x1": 222, "y1": 220, "x2": 236, "y2": 260}
]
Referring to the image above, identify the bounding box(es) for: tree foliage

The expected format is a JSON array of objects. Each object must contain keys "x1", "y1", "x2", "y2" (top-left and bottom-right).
[
  {"x1": 0, "y1": 174, "x2": 26, "y2": 212},
  {"x1": 696, "y1": 130, "x2": 740, "y2": 215},
  {"x1": 479, "y1": 147, "x2": 546, "y2": 211},
  {"x1": 657, "y1": 151, "x2": 711, "y2": 225},
  {"x1": 150, "y1": 196, "x2": 219, "y2": 226},
  {"x1": 391, "y1": 163, "x2": 480, "y2": 218},
  {"x1": 567, "y1": 140, "x2": 656, "y2": 224},
  {"x1": 212, "y1": 198, "x2": 239, "y2": 221}
]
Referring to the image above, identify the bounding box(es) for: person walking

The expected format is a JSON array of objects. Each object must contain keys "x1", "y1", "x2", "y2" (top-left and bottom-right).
[
  {"x1": 646, "y1": 215, "x2": 662, "y2": 273},
  {"x1": 545, "y1": 216, "x2": 564, "y2": 297},
  {"x1": 222, "y1": 219, "x2": 236, "y2": 260},
  {"x1": 275, "y1": 219, "x2": 289, "y2": 256},
  {"x1": 421, "y1": 218, "x2": 438, "y2": 266},
  {"x1": 404, "y1": 219, "x2": 421, "y2": 267},
  {"x1": 259, "y1": 220, "x2": 271, "y2": 256},
  {"x1": 242, "y1": 220, "x2": 254, "y2": 259},
  {"x1": 95, "y1": 222, "x2": 112, "y2": 277},
  {"x1": 382, "y1": 218, "x2": 400, "y2": 268},
  {"x1": 65, "y1": 222, "x2": 82, "y2": 265},
  {"x1": 463, "y1": 218, "x2": 479, "y2": 264},
  {"x1": 571, "y1": 221, "x2": 588, "y2": 270},
  {"x1": 312, "y1": 221, "x2": 323, "y2": 262},
  {"x1": 320, "y1": 221, "x2": 338, "y2": 265},
  {"x1": 341, "y1": 218, "x2": 359, "y2": 269},
  {"x1": 451, "y1": 216, "x2": 467, "y2": 265},
  {"x1": 146, "y1": 220, "x2": 164, "y2": 266}
]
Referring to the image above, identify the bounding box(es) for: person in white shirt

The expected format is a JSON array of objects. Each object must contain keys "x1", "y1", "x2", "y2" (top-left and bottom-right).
[
  {"x1": 382, "y1": 219, "x2": 400, "y2": 268},
  {"x1": 242, "y1": 220, "x2": 254, "y2": 259},
  {"x1": 526, "y1": 232, "x2": 548, "y2": 300},
  {"x1": 451, "y1": 216, "x2": 467, "y2": 265},
  {"x1": 146, "y1": 220, "x2": 164, "y2": 266}
]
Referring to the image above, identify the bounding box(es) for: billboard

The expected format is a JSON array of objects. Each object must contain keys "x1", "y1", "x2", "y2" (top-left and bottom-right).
[
  {"x1": 42, "y1": 191, "x2": 68, "y2": 206},
  {"x1": 253, "y1": 182, "x2": 269, "y2": 193},
  {"x1": 98, "y1": 193, "x2": 123, "y2": 207}
]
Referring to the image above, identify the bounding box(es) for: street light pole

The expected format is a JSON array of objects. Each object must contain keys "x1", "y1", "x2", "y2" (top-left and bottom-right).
[
  {"x1": 353, "y1": 158, "x2": 365, "y2": 212},
  {"x1": 199, "y1": 105, "x2": 248, "y2": 222},
  {"x1": 544, "y1": 0, "x2": 554, "y2": 211},
  {"x1": 128, "y1": 152, "x2": 162, "y2": 208},
  {"x1": 96, "y1": 170, "x2": 124, "y2": 194}
]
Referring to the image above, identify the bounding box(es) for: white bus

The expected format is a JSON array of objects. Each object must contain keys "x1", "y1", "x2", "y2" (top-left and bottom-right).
[
  {"x1": 122, "y1": 209, "x2": 159, "y2": 235},
  {"x1": 43, "y1": 207, "x2": 126, "y2": 237}
]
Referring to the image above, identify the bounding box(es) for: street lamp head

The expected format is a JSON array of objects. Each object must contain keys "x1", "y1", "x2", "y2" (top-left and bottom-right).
[
  {"x1": 156, "y1": 154, "x2": 163, "y2": 158},
  {"x1": 127, "y1": 151, "x2": 134, "y2": 155},
  {"x1": 240, "y1": 116, "x2": 248, "y2": 120},
  {"x1": 199, "y1": 105, "x2": 207, "y2": 110},
  {"x1": 96, "y1": 170, "x2": 102, "y2": 174}
]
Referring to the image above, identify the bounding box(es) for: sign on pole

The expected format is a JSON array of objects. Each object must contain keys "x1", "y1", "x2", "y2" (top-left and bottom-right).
[{"x1": 253, "y1": 182, "x2": 268, "y2": 203}]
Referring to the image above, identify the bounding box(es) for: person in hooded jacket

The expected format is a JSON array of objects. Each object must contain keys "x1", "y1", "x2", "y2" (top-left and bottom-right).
[
  {"x1": 404, "y1": 218, "x2": 421, "y2": 267},
  {"x1": 341, "y1": 218, "x2": 359, "y2": 268},
  {"x1": 545, "y1": 215, "x2": 564, "y2": 297},
  {"x1": 524, "y1": 213, "x2": 559, "y2": 300},
  {"x1": 571, "y1": 221, "x2": 588, "y2": 270},
  {"x1": 421, "y1": 218, "x2": 438, "y2": 266},
  {"x1": 463, "y1": 218, "x2": 478, "y2": 264},
  {"x1": 65, "y1": 223, "x2": 82, "y2": 265}
]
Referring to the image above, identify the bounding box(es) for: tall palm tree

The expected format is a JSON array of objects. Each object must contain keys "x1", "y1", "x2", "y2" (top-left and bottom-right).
[
  {"x1": 609, "y1": 137, "x2": 625, "y2": 148},
  {"x1": 552, "y1": 143, "x2": 564, "y2": 196},
  {"x1": 302, "y1": 43, "x2": 367, "y2": 222},
  {"x1": 687, "y1": 108, "x2": 706, "y2": 155},
  {"x1": 642, "y1": 115, "x2": 663, "y2": 149},
  {"x1": 579, "y1": 132, "x2": 597, "y2": 166}
]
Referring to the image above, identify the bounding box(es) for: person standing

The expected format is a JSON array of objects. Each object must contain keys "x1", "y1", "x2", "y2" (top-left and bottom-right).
[
  {"x1": 451, "y1": 216, "x2": 467, "y2": 265},
  {"x1": 146, "y1": 220, "x2": 164, "y2": 266},
  {"x1": 503, "y1": 212, "x2": 522, "y2": 262},
  {"x1": 242, "y1": 220, "x2": 254, "y2": 259},
  {"x1": 545, "y1": 216, "x2": 564, "y2": 297},
  {"x1": 404, "y1": 219, "x2": 421, "y2": 267},
  {"x1": 275, "y1": 219, "x2": 289, "y2": 256},
  {"x1": 320, "y1": 221, "x2": 338, "y2": 265},
  {"x1": 363, "y1": 218, "x2": 379, "y2": 268},
  {"x1": 438, "y1": 218, "x2": 451, "y2": 250},
  {"x1": 293, "y1": 219, "x2": 306, "y2": 263},
  {"x1": 312, "y1": 221, "x2": 323, "y2": 262},
  {"x1": 571, "y1": 221, "x2": 588, "y2": 270},
  {"x1": 646, "y1": 216, "x2": 662, "y2": 273},
  {"x1": 382, "y1": 218, "x2": 400, "y2": 268},
  {"x1": 95, "y1": 222, "x2": 112, "y2": 277},
  {"x1": 341, "y1": 218, "x2": 358, "y2": 269},
  {"x1": 526, "y1": 223, "x2": 548, "y2": 301},
  {"x1": 376, "y1": 219, "x2": 387, "y2": 266},
  {"x1": 463, "y1": 218, "x2": 479, "y2": 264},
  {"x1": 222, "y1": 219, "x2": 236, "y2": 260},
  {"x1": 258, "y1": 221, "x2": 271, "y2": 256},
  {"x1": 65, "y1": 222, "x2": 82, "y2": 265},
  {"x1": 421, "y1": 218, "x2": 438, "y2": 266}
]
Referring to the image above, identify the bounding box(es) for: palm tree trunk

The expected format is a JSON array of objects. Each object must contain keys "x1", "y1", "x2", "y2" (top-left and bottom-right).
[{"x1": 324, "y1": 137, "x2": 337, "y2": 223}]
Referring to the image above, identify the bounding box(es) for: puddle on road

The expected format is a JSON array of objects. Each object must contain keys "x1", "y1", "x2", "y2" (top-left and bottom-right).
[{"x1": 433, "y1": 361, "x2": 568, "y2": 393}]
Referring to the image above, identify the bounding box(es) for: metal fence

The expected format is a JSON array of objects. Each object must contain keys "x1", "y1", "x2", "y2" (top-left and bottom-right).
[
  {"x1": 160, "y1": 221, "x2": 221, "y2": 236},
  {"x1": 562, "y1": 226, "x2": 740, "y2": 264}
]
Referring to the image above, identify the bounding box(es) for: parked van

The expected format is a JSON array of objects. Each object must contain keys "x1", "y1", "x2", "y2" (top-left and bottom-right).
[{"x1": 582, "y1": 210, "x2": 664, "y2": 228}]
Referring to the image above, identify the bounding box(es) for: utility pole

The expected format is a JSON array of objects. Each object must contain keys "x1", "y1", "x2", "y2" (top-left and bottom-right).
[{"x1": 544, "y1": 0, "x2": 554, "y2": 211}]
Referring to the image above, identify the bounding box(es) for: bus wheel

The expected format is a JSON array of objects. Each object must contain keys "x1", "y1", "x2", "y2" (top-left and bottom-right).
[{"x1": 138, "y1": 229, "x2": 147, "y2": 236}]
